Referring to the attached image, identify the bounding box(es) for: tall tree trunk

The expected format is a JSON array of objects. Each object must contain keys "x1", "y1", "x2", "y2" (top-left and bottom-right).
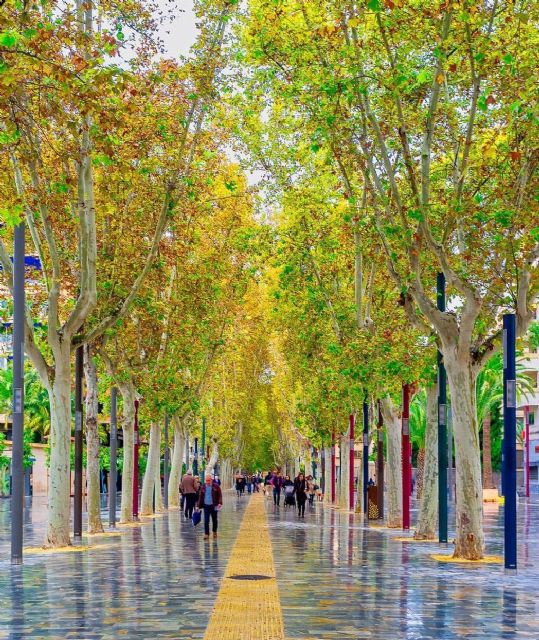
[
  {"x1": 221, "y1": 458, "x2": 232, "y2": 488},
  {"x1": 381, "y1": 397, "x2": 402, "y2": 528},
  {"x1": 414, "y1": 385, "x2": 438, "y2": 540},
  {"x1": 482, "y1": 412, "x2": 494, "y2": 489},
  {"x1": 207, "y1": 439, "x2": 219, "y2": 475},
  {"x1": 444, "y1": 349, "x2": 484, "y2": 559},
  {"x1": 141, "y1": 422, "x2": 161, "y2": 516},
  {"x1": 84, "y1": 344, "x2": 103, "y2": 534},
  {"x1": 416, "y1": 449, "x2": 425, "y2": 500},
  {"x1": 0, "y1": 467, "x2": 9, "y2": 496},
  {"x1": 168, "y1": 415, "x2": 186, "y2": 508},
  {"x1": 154, "y1": 460, "x2": 164, "y2": 512},
  {"x1": 45, "y1": 344, "x2": 73, "y2": 547},
  {"x1": 118, "y1": 380, "x2": 135, "y2": 523},
  {"x1": 323, "y1": 446, "x2": 331, "y2": 504}
]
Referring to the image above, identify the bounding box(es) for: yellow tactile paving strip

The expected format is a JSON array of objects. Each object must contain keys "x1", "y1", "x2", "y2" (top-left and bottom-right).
[{"x1": 204, "y1": 494, "x2": 285, "y2": 640}]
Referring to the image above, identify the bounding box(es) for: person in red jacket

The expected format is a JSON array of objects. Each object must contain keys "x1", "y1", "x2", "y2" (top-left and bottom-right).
[{"x1": 197, "y1": 474, "x2": 223, "y2": 540}]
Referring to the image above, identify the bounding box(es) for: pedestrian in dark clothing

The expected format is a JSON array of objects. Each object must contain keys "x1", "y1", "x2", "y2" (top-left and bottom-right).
[
  {"x1": 235, "y1": 473, "x2": 242, "y2": 497},
  {"x1": 264, "y1": 471, "x2": 273, "y2": 497},
  {"x1": 272, "y1": 472, "x2": 283, "y2": 506},
  {"x1": 294, "y1": 473, "x2": 308, "y2": 518},
  {"x1": 180, "y1": 471, "x2": 200, "y2": 519},
  {"x1": 197, "y1": 474, "x2": 223, "y2": 540}
]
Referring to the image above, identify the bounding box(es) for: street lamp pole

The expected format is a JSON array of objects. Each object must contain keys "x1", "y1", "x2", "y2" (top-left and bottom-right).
[
  {"x1": 201, "y1": 417, "x2": 206, "y2": 478},
  {"x1": 503, "y1": 313, "x2": 517, "y2": 572},
  {"x1": 376, "y1": 401, "x2": 384, "y2": 520},
  {"x1": 74, "y1": 345, "x2": 84, "y2": 538},
  {"x1": 109, "y1": 387, "x2": 117, "y2": 527},
  {"x1": 11, "y1": 221, "x2": 25, "y2": 565},
  {"x1": 363, "y1": 401, "x2": 369, "y2": 515},
  {"x1": 437, "y1": 272, "x2": 448, "y2": 543},
  {"x1": 163, "y1": 414, "x2": 169, "y2": 508}
]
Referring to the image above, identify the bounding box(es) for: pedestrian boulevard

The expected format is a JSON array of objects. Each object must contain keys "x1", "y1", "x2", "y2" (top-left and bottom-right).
[{"x1": 1, "y1": 493, "x2": 538, "y2": 639}]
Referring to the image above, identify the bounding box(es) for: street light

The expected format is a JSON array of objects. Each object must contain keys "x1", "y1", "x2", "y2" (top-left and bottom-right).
[{"x1": 11, "y1": 221, "x2": 25, "y2": 564}]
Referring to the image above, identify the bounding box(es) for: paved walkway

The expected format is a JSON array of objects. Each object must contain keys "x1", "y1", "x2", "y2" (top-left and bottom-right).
[{"x1": 1, "y1": 492, "x2": 538, "y2": 639}]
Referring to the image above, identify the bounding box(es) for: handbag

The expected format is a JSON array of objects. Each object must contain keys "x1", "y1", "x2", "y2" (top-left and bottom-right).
[
  {"x1": 192, "y1": 510, "x2": 201, "y2": 526},
  {"x1": 180, "y1": 494, "x2": 185, "y2": 509}
]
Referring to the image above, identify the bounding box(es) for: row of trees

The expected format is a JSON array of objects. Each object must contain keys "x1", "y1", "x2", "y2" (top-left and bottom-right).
[
  {"x1": 0, "y1": 0, "x2": 537, "y2": 562},
  {"x1": 0, "y1": 0, "x2": 272, "y2": 545},
  {"x1": 221, "y1": 0, "x2": 538, "y2": 559}
]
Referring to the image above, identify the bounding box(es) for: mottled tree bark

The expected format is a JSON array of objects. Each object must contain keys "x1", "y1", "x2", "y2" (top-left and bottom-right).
[
  {"x1": 414, "y1": 385, "x2": 438, "y2": 540},
  {"x1": 141, "y1": 422, "x2": 161, "y2": 516},
  {"x1": 168, "y1": 415, "x2": 186, "y2": 508},
  {"x1": 84, "y1": 344, "x2": 103, "y2": 534},
  {"x1": 381, "y1": 397, "x2": 402, "y2": 528}
]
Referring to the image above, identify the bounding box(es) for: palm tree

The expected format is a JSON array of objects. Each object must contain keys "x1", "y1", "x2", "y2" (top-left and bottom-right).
[
  {"x1": 0, "y1": 365, "x2": 50, "y2": 441},
  {"x1": 476, "y1": 353, "x2": 533, "y2": 489}
]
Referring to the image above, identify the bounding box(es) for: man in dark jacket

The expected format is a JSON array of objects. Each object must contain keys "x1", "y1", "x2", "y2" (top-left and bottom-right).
[
  {"x1": 180, "y1": 471, "x2": 200, "y2": 519},
  {"x1": 197, "y1": 474, "x2": 223, "y2": 540},
  {"x1": 272, "y1": 471, "x2": 284, "y2": 506}
]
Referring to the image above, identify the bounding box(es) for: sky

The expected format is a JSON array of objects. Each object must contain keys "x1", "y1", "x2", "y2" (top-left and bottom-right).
[
  {"x1": 158, "y1": 0, "x2": 199, "y2": 58},
  {"x1": 154, "y1": 0, "x2": 264, "y2": 189}
]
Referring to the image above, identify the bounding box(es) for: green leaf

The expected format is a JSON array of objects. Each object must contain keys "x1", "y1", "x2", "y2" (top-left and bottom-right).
[
  {"x1": 407, "y1": 209, "x2": 423, "y2": 222},
  {"x1": 367, "y1": 0, "x2": 382, "y2": 11},
  {"x1": 0, "y1": 204, "x2": 24, "y2": 227},
  {"x1": 0, "y1": 31, "x2": 20, "y2": 48}
]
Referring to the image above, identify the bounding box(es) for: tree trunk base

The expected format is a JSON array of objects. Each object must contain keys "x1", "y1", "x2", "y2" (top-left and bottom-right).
[
  {"x1": 413, "y1": 531, "x2": 436, "y2": 541},
  {"x1": 453, "y1": 539, "x2": 484, "y2": 560},
  {"x1": 45, "y1": 533, "x2": 72, "y2": 548}
]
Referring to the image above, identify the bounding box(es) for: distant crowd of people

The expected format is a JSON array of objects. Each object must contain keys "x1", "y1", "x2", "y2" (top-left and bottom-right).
[
  {"x1": 234, "y1": 472, "x2": 263, "y2": 496},
  {"x1": 179, "y1": 468, "x2": 322, "y2": 538}
]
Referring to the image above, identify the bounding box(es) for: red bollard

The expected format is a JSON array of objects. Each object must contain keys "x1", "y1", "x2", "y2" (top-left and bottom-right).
[
  {"x1": 402, "y1": 384, "x2": 411, "y2": 530},
  {"x1": 133, "y1": 398, "x2": 140, "y2": 520},
  {"x1": 331, "y1": 429, "x2": 336, "y2": 503},
  {"x1": 349, "y1": 414, "x2": 355, "y2": 510}
]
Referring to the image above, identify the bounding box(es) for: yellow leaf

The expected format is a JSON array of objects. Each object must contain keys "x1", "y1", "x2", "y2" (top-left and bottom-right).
[
  {"x1": 436, "y1": 73, "x2": 444, "y2": 84},
  {"x1": 348, "y1": 18, "x2": 360, "y2": 28}
]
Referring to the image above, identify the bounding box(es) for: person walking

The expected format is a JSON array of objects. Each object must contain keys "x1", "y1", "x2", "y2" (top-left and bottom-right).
[
  {"x1": 180, "y1": 471, "x2": 200, "y2": 520},
  {"x1": 264, "y1": 471, "x2": 273, "y2": 497},
  {"x1": 246, "y1": 475, "x2": 252, "y2": 494},
  {"x1": 306, "y1": 475, "x2": 316, "y2": 507},
  {"x1": 272, "y1": 471, "x2": 283, "y2": 506},
  {"x1": 294, "y1": 472, "x2": 308, "y2": 518},
  {"x1": 235, "y1": 472, "x2": 243, "y2": 498},
  {"x1": 197, "y1": 474, "x2": 223, "y2": 540}
]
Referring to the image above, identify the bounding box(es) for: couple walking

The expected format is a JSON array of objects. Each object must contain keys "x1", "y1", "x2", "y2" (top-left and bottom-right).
[
  {"x1": 181, "y1": 471, "x2": 222, "y2": 539},
  {"x1": 269, "y1": 471, "x2": 309, "y2": 517}
]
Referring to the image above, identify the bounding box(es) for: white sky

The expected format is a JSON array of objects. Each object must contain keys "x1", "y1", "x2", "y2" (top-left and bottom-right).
[
  {"x1": 158, "y1": 0, "x2": 198, "y2": 58},
  {"x1": 154, "y1": 1, "x2": 264, "y2": 188}
]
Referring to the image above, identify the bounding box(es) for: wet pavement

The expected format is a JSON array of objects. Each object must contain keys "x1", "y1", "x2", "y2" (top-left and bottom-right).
[
  {"x1": 0, "y1": 495, "x2": 248, "y2": 639},
  {"x1": 1, "y1": 492, "x2": 538, "y2": 639},
  {"x1": 268, "y1": 497, "x2": 539, "y2": 639}
]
